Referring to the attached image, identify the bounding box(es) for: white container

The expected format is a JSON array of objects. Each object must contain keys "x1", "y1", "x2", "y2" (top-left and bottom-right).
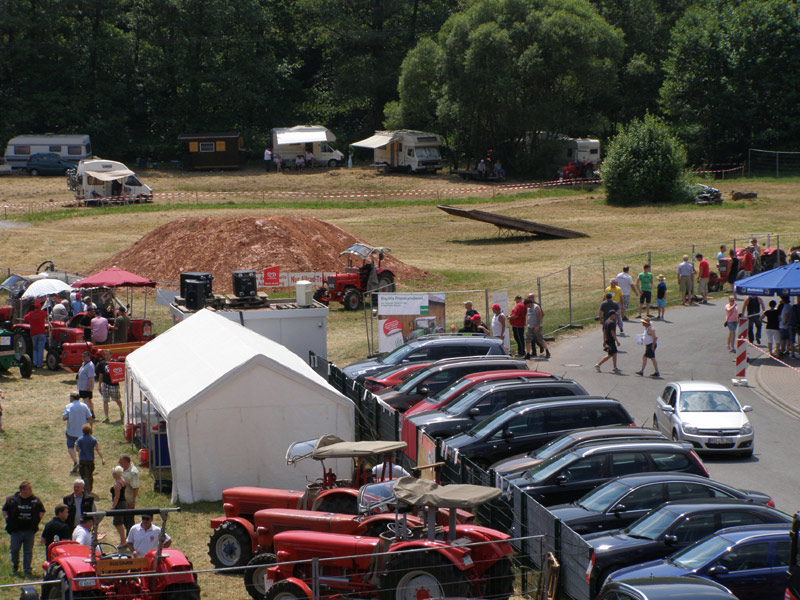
[{"x1": 296, "y1": 280, "x2": 313, "y2": 306}]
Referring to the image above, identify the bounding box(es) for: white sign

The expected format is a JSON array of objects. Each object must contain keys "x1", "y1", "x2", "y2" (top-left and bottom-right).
[
  {"x1": 377, "y1": 293, "x2": 447, "y2": 353},
  {"x1": 378, "y1": 294, "x2": 430, "y2": 315},
  {"x1": 255, "y1": 271, "x2": 330, "y2": 288}
]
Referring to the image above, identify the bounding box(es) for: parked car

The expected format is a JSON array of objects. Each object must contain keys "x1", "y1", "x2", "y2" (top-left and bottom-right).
[
  {"x1": 550, "y1": 472, "x2": 776, "y2": 535},
  {"x1": 507, "y1": 440, "x2": 708, "y2": 506},
  {"x1": 404, "y1": 369, "x2": 556, "y2": 416},
  {"x1": 596, "y1": 576, "x2": 739, "y2": 600},
  {"x1": 341, "y1": 334, "x2": 507, "y2": 382},
  {"x1": 787, "y1": 512, "x2": 800, "y2": 600},
  {"x1": 653, "y1": 381, "x2": 754, "y2": 457},
  {"x1": 25, "y1": 152, "x2": 76, "y2": 175},
  {"x1": 377, "y1": 356, "x2": 530, "y2": 412},
  {"x1": 606, "y1": 524, "x2": 792, "y2": 600},
  {"x1": 491, "y1": 426, "x2": 668, "y2": 478},
  {"x1": 363, "y1": 362, "x2": 433, "y2": 393},
  {"x1": 587, "y1": 500, "x2": 791, "y2": 592},
  {"x1": 409, "y1": 378, "x2": 587, "y2": 439},
  {"x1": 442, "y1": 397, "x2": 636, "y2": 468}
]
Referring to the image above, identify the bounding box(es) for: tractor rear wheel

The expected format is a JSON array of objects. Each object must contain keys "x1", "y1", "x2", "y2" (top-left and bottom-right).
[
  {"x1": 377, "y1": 273, "x2": 396, "y2": 293},
  {"x1": 13, "y1": 332, "x2": 32, "y2": 360},
  {"x1": 161, "y1": 582, "x2": 201, "y2": 600},
  {"x1": 265, "y1": 580, "x2": 308, "y2": 600},
  {"x1": 314, "y1": 494, "x2": 358, "y2": 515},
  {"x1": 209, "y1": 521, "x2": 252, "y2": 570},
  {"x1": 42, "y1": 564, "x2": 65, "y2": 599},
  {"x1": 46, "y1": 350, "x2": 61, "y2": 370},
  {"x1": 19, "y1": 354, "x2": 33, "y2": 378},
  {"x1": 380, "y1": 552, "x2": 470, "y2": 600},
  {"x1": 484, "y1": 556, "x2": 515, "y2": 600},
  {"x1": 581, "y1": 164, "x2": 594, "y2": 180},
  {"x1": 343, "y1": 288, "x2": 362, "y2": 311},
  {"x1": 312, "y1": 288, "x2": 329, "y2": 306},
  {"x1": 243, "y1": 553, "x2": 277, "y2": 600},
  {"x1": 709, "y1": 273, "x2": 721, "y2": 292}
]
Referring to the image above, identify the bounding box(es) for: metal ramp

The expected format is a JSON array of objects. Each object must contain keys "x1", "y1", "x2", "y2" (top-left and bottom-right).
[{"x1": 437, "y1": 205, "x2": 588, "y2": 239}]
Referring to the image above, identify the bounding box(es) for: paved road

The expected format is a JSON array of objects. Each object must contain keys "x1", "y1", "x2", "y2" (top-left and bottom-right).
[{"x1": 532, "y1": 299, "x2": 800, "y2": 512}]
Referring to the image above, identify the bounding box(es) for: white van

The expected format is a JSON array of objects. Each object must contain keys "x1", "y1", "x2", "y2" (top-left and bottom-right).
[
  {"x1": 67, "y1": 159, "x2": 153, "y2": 204},
  {"x1": 3, "y1": 134, "x2": 92, "y2": 169},
  {"x1": 352, "y1": 130, "x2": 442, "y2": 173},
  {"x1": 271, "y1": 126, "x2": 344, "y2": 168}
]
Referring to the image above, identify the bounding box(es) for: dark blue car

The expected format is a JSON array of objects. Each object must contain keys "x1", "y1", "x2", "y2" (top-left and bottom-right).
[{"x1": 606, "y1": 523, "x2": 792, "y2": 600}]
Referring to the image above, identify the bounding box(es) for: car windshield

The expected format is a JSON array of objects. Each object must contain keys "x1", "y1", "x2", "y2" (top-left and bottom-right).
[
  {"x1": 534, "y1": 433, "x2": 580, "y2": 461},
  {"x1": 357, "y1": 480, "x2": 396, "y2": 514},
  {"x1": 575, "y1": 480, "x2": 630, "y2": 512},
  {"x1": 443, "y1": 387, "x2": 487, "y2": 415},
  {"x1": 396, "y1": 367, "x2": 436, "y2": 392},
  {"x1": 416, "y1": 146, "x2": 441, "y2": 160},
  {"x1": 624, "y1": 507, "x2": 681, "y2": 540},
  {"x1": 671, "y1": 535, "x2": 732, "y2": 570},
  {"x1": 526, "y1": 451, "x2": 578, "y2": 483},
  {"x1": 465, "y1": 407, "x2": 518, "y2": 436},
  {"x1": 379, "y1": 343, "x2": 418, "y2": 364},
  {"x1": 679, "y1": 391, "x2": 740, "y2": 412}
]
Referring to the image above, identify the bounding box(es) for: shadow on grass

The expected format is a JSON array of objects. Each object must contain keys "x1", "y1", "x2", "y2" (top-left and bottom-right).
[{"x1": 450, "y1": 234, "x2": 563, "y2": 245}]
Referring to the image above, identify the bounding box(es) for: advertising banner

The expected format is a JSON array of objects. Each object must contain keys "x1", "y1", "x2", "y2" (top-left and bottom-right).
[
  {"x1": 256, "y1": 270, "x2": 330, "y2": 288},
  {"x1": 262, "y1": 266, "x2": 281, "y2": 288},
  {"x1": 108, "y1": 361, "x2": 126, "y2": 384},
  {"x1": 377, "y1": 293, "x2": 446, "y2": 353}
]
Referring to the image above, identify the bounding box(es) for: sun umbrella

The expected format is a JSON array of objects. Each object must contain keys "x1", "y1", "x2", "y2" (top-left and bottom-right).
[
  {"x1": 735, "y1": 262, "x2": 800, "y2": 296},
  {"x1": 20, "y1": 277, "x2": 73, "y2": 299}
]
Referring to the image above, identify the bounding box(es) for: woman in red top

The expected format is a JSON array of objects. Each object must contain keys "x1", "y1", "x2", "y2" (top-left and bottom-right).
[
  {"x1": 23, "y1": 304, "x2": 47, "y2": 368},
  {"x1": 509, "y1": 295, "x2": 527, "y2": 357}
]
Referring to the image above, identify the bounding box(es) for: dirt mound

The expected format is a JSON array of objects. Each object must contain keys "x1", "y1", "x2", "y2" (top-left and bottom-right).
[{"x1": 92, "y1": 215, "x2": 427, "y2": 291}]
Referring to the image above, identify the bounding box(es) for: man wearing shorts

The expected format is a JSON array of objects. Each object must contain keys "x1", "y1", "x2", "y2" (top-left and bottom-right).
[
  {"x1": 77, "y1": 351, "x2": 95, "y2": 417},
  {"x1": 636, "y1": 264, "x2": 654, "y2": 318},
  {"x1": 696, "y1": 253, "x2": 710, "y2": 304},
  {"x1": 677, "y1": 255, "x2": 696, "y2": 305},
  {"x1": 595, "y1": 310, "x2": 621, "y2": 373},
  {"x1": 62, "y1": 393, "x2": 92, "y2": 474},
  {"x1": 616, "y1": 266, "x2": 635, "y2": 321},
  {"x1": 97, "y1": 350, "x2": 123, "y2": 423}
]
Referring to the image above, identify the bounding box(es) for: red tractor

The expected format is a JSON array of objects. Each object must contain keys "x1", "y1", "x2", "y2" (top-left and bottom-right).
[
  {"x1": 313, "y1": 244, "x2": 396, "y2": 310},
  {"x1": 209, "y1": 435, "x2": 409, "y2": 570},
  {"x1": 41, "y1": 508, "x2": 199, "y2": 600},
  {"x1": 244, "y1": 476, "x2": 515, "y2": 600},
  {"x1": 558, "y1": 160, "x2": 596, "y2": 181}
]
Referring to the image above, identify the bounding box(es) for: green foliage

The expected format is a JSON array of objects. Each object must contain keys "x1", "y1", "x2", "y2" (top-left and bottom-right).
[
  {"x1": 602, "y1": 114, "x2": 689, "y2": 205},
  {"x1": 660, "y1": 0, "x2": 800, "y2": 163}
]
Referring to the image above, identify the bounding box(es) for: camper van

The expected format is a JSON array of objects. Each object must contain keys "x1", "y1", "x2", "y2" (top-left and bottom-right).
[
  {"x1": 67, "y1": 159, "x2": 152, "y2": 204},
  {"x1": 3, "y1": 134, "x2": 92, "y2": 170},
  {"x1": 352, "y1": 130, "x2": 442, "y2": 173},
  {"x1": 271, "y1": 126, "x2": 344, "y2": 168}
]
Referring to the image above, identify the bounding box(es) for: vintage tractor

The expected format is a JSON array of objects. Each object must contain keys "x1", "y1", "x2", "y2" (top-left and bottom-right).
[
  {"x1": 41, "y1": 507, "x2": 200, "y2": 600},
  {"x1": 208, "y1": 435, "x2": 408, "y2": 570},
  {"x1": 0, "y1": 327, "x2": 33, "y2": 378},
  {"x1": 312, "y1": 244, "x2": 395, "y2": 311},
  {"x1": 244, "y1": 476, "x2": 515, "y2": 600},
  {"x1": 558, "y1": 160, "x2": 596, "y2": 181}
]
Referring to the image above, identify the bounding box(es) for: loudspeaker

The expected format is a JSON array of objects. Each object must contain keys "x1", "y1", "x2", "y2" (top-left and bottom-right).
[
  {"x1": 184, "y1": 280, "x2": 206, "y2": 310},
  {"x1": 180, "y1": 272, "x2": 213, "y2": 298},
  {"x1": 233, "y1": 270, "x2": 257, "y2": 297}
]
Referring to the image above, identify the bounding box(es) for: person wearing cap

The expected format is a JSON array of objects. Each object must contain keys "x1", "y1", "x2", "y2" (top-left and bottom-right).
[
  {"x1": 635, "y1": 317, "x2": 659, "y2": 377},
  {"x1": 124, "y1": 514, "x2": 171, "y2": 557},
  {"x1": 490, "y1": 303, "x2": 506, "y2": 345},
  {"x1": 72, "y1": 514, "x2": 95, "y2": 546},
  {"x1": 696, "y1": 253, "x2": 711, "y2": 304},
  {"x1": 71, "y1": 292, "x2": 86, "y2": 316},
  {"x1": 508, "y1": 296, "x2": 527, "y2": 357},
  {"x1": 595, "y1": 310, "x2": 621, "y2": 373},
  {"x1": 462, "y1": 301, "x2": 478, "y2": 327},
  {"x1": 656, "y1": 275, "x2": 667, "y2": 320}
]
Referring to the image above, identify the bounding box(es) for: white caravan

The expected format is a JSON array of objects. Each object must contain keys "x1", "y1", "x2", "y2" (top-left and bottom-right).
[
  {"x1": 3, "y1": 134, "x2": 92, "y2": 169},
  {"x1": 271, "y1": 125, "x2": 344, "y2": 168},
  {"x1": 67, "y1": 158, "x2": 153, "y2": 203},
  {"x1": 352, "y1": 130, "x2": 442, "y2": 173}
]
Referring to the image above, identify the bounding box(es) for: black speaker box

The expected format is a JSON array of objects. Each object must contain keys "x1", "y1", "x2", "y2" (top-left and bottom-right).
[
  {"x1": 180, "y1": 272, "x2": 213, "y2": 298},
  {"x1": 184, "y1": 280, "x2": 206, "y2": 310},
  {"x1": 233, "y1": 270, "x2": 257, "y2": 297}
]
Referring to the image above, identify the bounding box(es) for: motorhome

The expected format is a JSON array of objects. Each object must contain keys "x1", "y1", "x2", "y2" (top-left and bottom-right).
[
  {"x1": 352, "y1": 130, "x2": 443, "y2": 173},
  {"x1": 271, "y1": 125, "x2": 344, "y2": 168},
  {"x1": 67, "y1": 158, "x2": 152, "y2": 204},
  {"x1": 3, "y1": 134, "x2": 92, "y2": 169}
]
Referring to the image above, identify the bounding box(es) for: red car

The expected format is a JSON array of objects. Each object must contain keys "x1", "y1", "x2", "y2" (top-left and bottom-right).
[
  {"x1": 405, "y1": 369, "x2": 556, "y2": 416},
  {"x1": 363, "y1": 362, "x2": 432, "y2": 393}
]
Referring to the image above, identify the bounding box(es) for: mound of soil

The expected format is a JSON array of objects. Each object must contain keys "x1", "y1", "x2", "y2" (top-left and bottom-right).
[{"x1": 92, "y1": 215, "x2": 427, "y2": 292}]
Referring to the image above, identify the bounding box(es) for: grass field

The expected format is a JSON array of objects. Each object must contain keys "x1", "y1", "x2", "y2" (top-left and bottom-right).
[{"x1": 1, "y1": 166, "x2": 799, "y2": 598}]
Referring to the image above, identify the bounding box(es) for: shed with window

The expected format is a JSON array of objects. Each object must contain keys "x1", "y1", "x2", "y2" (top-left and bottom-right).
[{"x1": 177, "y1": 132, "x2": 249, "y2": 170}]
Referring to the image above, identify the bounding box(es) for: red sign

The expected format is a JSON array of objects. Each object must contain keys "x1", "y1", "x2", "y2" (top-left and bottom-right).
[
  {"x1": 108, "y1": 361, "x2": 126, "y2": 384},
  {"x1": 382, "y1": 318, "x2": 403, "y2": 336},
  {"x1": 263, "y1": 266, "x2": 281, "y2": 288}
]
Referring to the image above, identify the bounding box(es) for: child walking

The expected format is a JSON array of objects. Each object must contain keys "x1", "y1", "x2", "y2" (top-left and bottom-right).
[{"x1": 656, "y1": 274, "x2": 667, "y2": 320}]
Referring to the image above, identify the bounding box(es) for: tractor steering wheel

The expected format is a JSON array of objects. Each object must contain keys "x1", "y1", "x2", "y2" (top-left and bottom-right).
[
  {"x1": 385, "y1": 521, "x2": 413, "y2": 539},
  {"x1": 97, "y1": 542, "x2": 123, "y2": 557}
]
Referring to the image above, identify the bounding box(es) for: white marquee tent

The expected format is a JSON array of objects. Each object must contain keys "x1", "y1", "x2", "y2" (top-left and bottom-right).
[{"x1": 125, "y1": 309, "x2": 354, "y2": 503}]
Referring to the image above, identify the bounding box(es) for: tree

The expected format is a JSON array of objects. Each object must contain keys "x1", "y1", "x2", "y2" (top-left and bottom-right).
[
  {"x1": 660, "y1": 0, "x2": 800, "y2": 163},
  {"x1": 602, "y1": 114, "x2": 688, "y2": 206}
]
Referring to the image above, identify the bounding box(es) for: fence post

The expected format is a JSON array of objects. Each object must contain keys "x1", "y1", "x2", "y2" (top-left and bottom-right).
[
  {"x1": 777, "y1": 235, "x2": 780, "y2": 254},
  {"x1": 691, "y1": 244, "x2": 696, "y2": 260},
  {"x1": 568, "y1": 266, "x2": 573, "y2": 326},
  {"x1": 312, "y1": 557, "x2": 320, "y2": 600},
  {"x1": 537, "y1": 277, "x2": 542, "y2": 310},
  {"x1": 602, "y1": 258, "x2": 606, "y2": 288},
  {"x1": 484, "y1": 289, "x2": 490, "y2": 319},
  {"x1": 648, "y1": 251, "x2": 652, "y2": 267}
]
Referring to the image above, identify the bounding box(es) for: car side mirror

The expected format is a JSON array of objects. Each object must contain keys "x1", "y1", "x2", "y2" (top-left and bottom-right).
[
  {"x1": 502, "y1": 428, "x2": 514, "y2": 440},
  {"x1": 707, "y1": 565, "x2": 728, "y2": 577},
  {"x1": 661, "y1": 406, "x2": 674, "y2": 414},
  {"x1": 468, "y1": 408, "x2": 480, "y2": 417},
  {"x1": 663, "y1": 534, "x2": 678, "y2": 545},
  {"x1": 612, "y1": 504, "x2": 626, "y2": 514},
  {"x1": 555, "y1": 474, "x2": 568, "y2": 485},
  {"x1": 742, "y1": 405, "x2": 753, "y2": 412},
  {"x1": 417, "y1": 386, "x2": 429, "y2": 397}
]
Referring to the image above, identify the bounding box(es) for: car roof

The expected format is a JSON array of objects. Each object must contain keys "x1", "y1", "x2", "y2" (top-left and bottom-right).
[
  {"x1": 419, "y1": 356, "x2": 527, "y2": 371},
  {"x1": 471, "y1": 379, "x2": 583, "y2": 394},
  {"x1": 670, "y1": 381, "x2": 732, "y2": 392},
  {"x1": 413, "y1": 334, "x2": 497, "y2": 345},
  {"x1": 655, "y1": 499, "x2": 781, "y2": 512},
  {"x1": 602, "y1": 472, "x2": 716, "y2": 487},
  {"x1": 569, "y1": 439, "x2": 691, "y2": 456},
  {"x1": 462, "y1": 369, "x2": 554, "y2": 382},
  {"x1": 713, "y1": 523, "x2": 791, "y2": 542},
  {"x1": 562, "y1": 426, "x2": 665, "y2": 442},
  {"x1": 510, "y1": 395, "x2": 617, "y2": 412}
]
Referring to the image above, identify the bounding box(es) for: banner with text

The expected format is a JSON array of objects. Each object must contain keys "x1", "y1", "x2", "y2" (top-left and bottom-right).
[
  {"x1": 377, "y1": 293, "x2": 447, "y2": 353},
  {"x1": 257, "y1": 270, "x2": 330, "y2": 288}
]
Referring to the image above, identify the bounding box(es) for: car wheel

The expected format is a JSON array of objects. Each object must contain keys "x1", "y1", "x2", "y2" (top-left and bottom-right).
[
  {"x1": 18, "y1": 354, "x2": 33, "y2": 378},
  {"x1": 265, "y1": 580, "x2": 308, "y2": 600},
  {"x1": 343, "y1": 288, "x2": 362, "y2": 311},
  {"x1": 30, "y1": 168, "x2": 39, "y2": 176},
  {"x1": 327, "y1": 159, "x2": 338, "y2": 168},
  {"x1": 46, "y1": 350, "x2": 61, "y2": 371},
  {"x1": 740, "y1": 447, "x2": 754, "y2": 458},
  {"x1": 243, "y1": 553, "x2": 277, "y2": 600},
  {"x1": 379, "y1": 552, "x2": 470, "y2": 600},
  {"x1": 208, "y1": 521, "x2": 252, "y2": 569}
]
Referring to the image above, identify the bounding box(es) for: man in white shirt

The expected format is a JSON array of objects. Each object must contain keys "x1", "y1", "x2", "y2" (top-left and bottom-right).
[
  {"x1": 71, "y1": 515, "x2": 94, "y2": 546},
  {"x1": 124, "y1": 515, "x2": 171, "y2": 557},
  {"x1": 615, "y1": 266, "x2": 635, "y2": 322}
]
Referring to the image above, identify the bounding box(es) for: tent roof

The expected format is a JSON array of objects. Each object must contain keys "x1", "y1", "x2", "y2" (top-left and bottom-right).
[
  {"x1": 735, "y1": 263, "x2": 800, "y2": 296},
  {"x1": 274, "y1": 126, "x2": 335, "y2": 146},
  {"x1": 351, "y1": 133, "x2": 398, "y2": 149},
  {"x1": 393, "y1": 476, "x2": 501, "y2": 508},
  {"x1": 73, "y1": 267, "x2": 156, "y2": 288},
  {"x1": 126, "y1": 309, "x2": 351, "y2": 419}
]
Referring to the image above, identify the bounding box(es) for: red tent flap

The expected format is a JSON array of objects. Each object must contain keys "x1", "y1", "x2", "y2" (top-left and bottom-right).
[{"x1": 73, "y1": 267, "x2": 156, "y2": 288}]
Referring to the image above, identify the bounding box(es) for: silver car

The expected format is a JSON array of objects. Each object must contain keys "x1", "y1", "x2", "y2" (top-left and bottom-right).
[{"x1": 653, "y1": 381, "x2": 754, "y2": 457}]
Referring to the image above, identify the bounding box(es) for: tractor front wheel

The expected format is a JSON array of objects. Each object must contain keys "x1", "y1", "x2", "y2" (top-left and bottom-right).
[
  {"x1": 209, "y1": 521, "x2": 252, "y2": 570},
  {"x1": 343, "y1": 288, "x2": 362, "y2": 311},
  {"x1": 42, "y1": 564, "x2": 65, "y2": 599},
  {"x1": 19, "y1": 354, "x2": 33, "y2": 378},
  {"x1": 380, "y1": 552, "x2": 470, "y2": 600},
  {"x1": 46, "y1": 350, "x2": 61, "y2": 371},
  {"x1": 243, "y1": 553, "x2": 277, "y2": 600},
  {"x1": 581, "y1": 164, "x2": 595, "y2": 180},
  {"x1": 13, "y1": 332, "x2": 32, "y2": 361},
  {"x1": 161, "y1": 582, "x2": 202, "y2": 600},
  {"x1": 265, "y1": 580, "x2": 309, "y2": 600}
]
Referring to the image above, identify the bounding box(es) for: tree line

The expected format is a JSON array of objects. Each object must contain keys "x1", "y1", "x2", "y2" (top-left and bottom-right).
[{"x1": 1, "y1": 0, "x2": 797, "y2": 173}]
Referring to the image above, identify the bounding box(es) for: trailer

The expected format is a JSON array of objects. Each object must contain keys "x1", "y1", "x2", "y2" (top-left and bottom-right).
[
  {"x1": 3, "y1": 134, "x2": 92, "y2": 170},
  {"x1": 352, "y1": 130, "x2": 443, "y2": 173},
  {"x1": 271, "y1": 125, "x2": 344, "y2": 168},
  {"x1": 177, "y1": 132, "x2": 249, "y2": 170},
  {"x1": 67, "y1": 158, "x2": 153, "y2": 204}
]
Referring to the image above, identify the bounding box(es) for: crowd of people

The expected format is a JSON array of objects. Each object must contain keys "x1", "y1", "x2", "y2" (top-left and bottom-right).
[{"x1": 263, "y1": 147, "x2": 316, "y2": 172}]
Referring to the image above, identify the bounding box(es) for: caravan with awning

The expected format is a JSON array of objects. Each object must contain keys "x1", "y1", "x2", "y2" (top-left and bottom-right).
[
  {"x1": 271, "y1": 125, "x2": 344, "y2": 168},
  {"x1": 352, "y1": 130, "x2": 442, "y2": 173},
  {"x1": 67, "y1": 158, "x2": 153, "y2": 204}
]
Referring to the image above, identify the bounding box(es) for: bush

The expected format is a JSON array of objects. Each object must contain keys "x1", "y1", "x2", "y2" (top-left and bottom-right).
[{"x1": 602, "y1": 115, "x2": 690, "y2": 205}]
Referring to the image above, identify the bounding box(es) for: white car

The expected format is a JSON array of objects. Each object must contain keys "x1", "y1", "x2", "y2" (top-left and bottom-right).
[{"x1": 653, "y1": 381, "x2": 754, "y2": 457}]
